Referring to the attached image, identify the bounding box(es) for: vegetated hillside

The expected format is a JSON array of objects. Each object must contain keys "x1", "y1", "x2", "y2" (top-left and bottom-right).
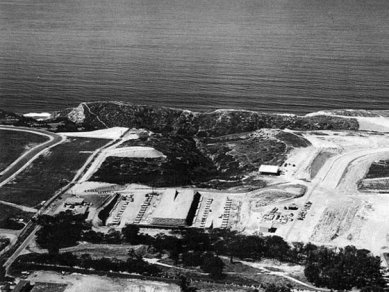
[
  {"x1": 58, "y1": 102, "x2": 359, "y2": 136},
  {"x1": 91, "y1": 134, "x2": 219, "y2": 187},
  {"x1": 0, "y1": 102, "x2": 360, "y2": 134},
  {"x1": 0, "y1": 108, "x2": 81, "y2": 132},
  {"x1": 0, "y1": 109, "x2": 34, "y2": 126},
  {"x1": 90, "y1": 130, "x2": 310, "y2": 189}
]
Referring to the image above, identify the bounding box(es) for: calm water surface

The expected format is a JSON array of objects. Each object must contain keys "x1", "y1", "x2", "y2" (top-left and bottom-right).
[{"x1": 0, "y1": 0, "x2": 388, "y2": 113}]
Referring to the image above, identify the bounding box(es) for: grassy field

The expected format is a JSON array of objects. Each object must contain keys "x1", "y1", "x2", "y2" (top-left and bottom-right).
[
  {"x1": 0, "y1": 203, "x2": 33, "y2": 229},
  {"x1": 0, "y1": 137, "x2": 109, "y2": 207},
  {"x1": 0, "y1": 129, "x2": 49, "y2": 172}
]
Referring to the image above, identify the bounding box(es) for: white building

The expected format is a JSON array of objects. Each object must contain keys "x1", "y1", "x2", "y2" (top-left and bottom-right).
[{"x1": 259, "y1": 165, "x2": 280, "y2": 175}]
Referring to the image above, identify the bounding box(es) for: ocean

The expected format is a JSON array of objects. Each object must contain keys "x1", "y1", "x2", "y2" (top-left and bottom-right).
[{"x1": 0, "y1": 0, "x2": 388, "y2": 114}]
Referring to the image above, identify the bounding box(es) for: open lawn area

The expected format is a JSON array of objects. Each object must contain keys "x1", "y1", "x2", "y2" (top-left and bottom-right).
[
  {"x1": 0, "y1": 129, "x2": 49, "y2": 172},
  {"x1": 0, "y1": 138, "x2": 109, "y2": 207}
]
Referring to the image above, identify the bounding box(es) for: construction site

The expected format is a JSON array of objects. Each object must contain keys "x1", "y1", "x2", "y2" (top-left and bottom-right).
[
  {"x1": 52, "y1": 123, "x2": 389, "y2": 267},
  {"x1": 3, "y1": 111, "x2": 389, "y2": 290}
]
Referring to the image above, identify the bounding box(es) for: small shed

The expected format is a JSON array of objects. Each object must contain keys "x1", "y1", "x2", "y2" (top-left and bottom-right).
[{"x1": 259, "y1": 165, "x2": 280, "y2": 175}]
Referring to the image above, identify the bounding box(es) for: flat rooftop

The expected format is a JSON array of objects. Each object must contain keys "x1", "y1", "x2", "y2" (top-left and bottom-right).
[{"x1": 151, "y1": 189, "x2": 195, "y2": 220}]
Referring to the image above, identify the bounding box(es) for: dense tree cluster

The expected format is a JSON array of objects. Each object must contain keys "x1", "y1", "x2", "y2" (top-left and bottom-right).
[
  {"x1": 199, "y1": 253, "x2": 225, "y2": 279},
  {"x1": 35, "y1": 212, "x2": 87, "y2": 254},
  {"x1": 304, "y1": 245, "x2": 385, "y2": 290}
]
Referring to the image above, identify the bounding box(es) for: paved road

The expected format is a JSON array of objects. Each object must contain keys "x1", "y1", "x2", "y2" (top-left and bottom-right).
[
  {"x1": 0, "y1": 126, "x2": 64, "y2": 187},
  {"x1": 3, "y1": 225, "x2": 39, "y2": 270}
]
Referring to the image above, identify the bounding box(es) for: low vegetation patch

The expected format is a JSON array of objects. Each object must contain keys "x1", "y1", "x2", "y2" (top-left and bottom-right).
[
  {"x1": 198, "y1": 132, "x2": 287, "y2": 177},
  {"x1": 274, "y1": 131, "x2": 311, "y2": 148},
  {"x1": 0, "y1": 203, "x2": 33, "y2": 230},
  {"x1": 0, "y1": 137, "x2": 109, "y2": 207},
  {"x1": 0, "y1": 129, "x2": 48, "y2": 172},
  {"x1": 27, "y1": 282, "x2": 67, "y2": 292},
  {"x1": 310, "y1": 151, "x2": 335, "y2": 179},
  {"x1": 365, "y1": 160, "x2": 389, "y2": 179},
  {"x1": 359, "y1": 178, "x2": 389, "y2": 191},
  {"x1": 92, "y1": 134, "x2": 219, "y2": 187}
]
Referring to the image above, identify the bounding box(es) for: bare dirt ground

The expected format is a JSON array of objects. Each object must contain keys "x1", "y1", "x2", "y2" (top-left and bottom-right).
[
  {"x1": 61, "y1": 127, "x2": 130, "y2": 140},
  {"x1": 27, "y1": 271, "x2": 180, "y2": 292},
  {"x1": 273, "y1": 131, "x2": 389, "y2": 261}
]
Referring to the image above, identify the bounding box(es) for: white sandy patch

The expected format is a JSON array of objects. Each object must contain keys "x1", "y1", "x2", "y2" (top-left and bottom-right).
[
  {"x1": 107, "y1": 146, "x2": 165, "y2": 158},
  {"x1": 357, "y1": 116, "x2": 389, "y2": 132},
  {"x1": 305, "y1": 110, "x2": 339, "y2": 117},
  {"x1": 305, "y1": 111, "x2": 389, "y2": 132},
  {"x1": 23, "y1": 112, "x2": 52, "y2": 121},
  {"x1": 62, "y1": 127, "x2": 130, "y2": 140},
  {"x1": 68, "y1": 181, "x2": 120, "y2": 195}
]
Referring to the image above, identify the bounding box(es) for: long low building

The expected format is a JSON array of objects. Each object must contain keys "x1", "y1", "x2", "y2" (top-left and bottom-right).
[
  {"x1": 259, "y1": 164, "x2": 280, "y2": 175},
  {"x1": 151, "y1": 189, "x2": 201, "y2": 227}
]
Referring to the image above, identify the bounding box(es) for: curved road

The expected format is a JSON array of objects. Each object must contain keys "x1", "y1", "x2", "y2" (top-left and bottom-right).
[{"x1": 0, "y1": 126, "x2": 64, "y2": 188}]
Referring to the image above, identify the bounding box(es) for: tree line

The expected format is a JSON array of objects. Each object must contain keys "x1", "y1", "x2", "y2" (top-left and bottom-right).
[{"x1": 14, "y1": 252, "x2": 160, "y2": 276}]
